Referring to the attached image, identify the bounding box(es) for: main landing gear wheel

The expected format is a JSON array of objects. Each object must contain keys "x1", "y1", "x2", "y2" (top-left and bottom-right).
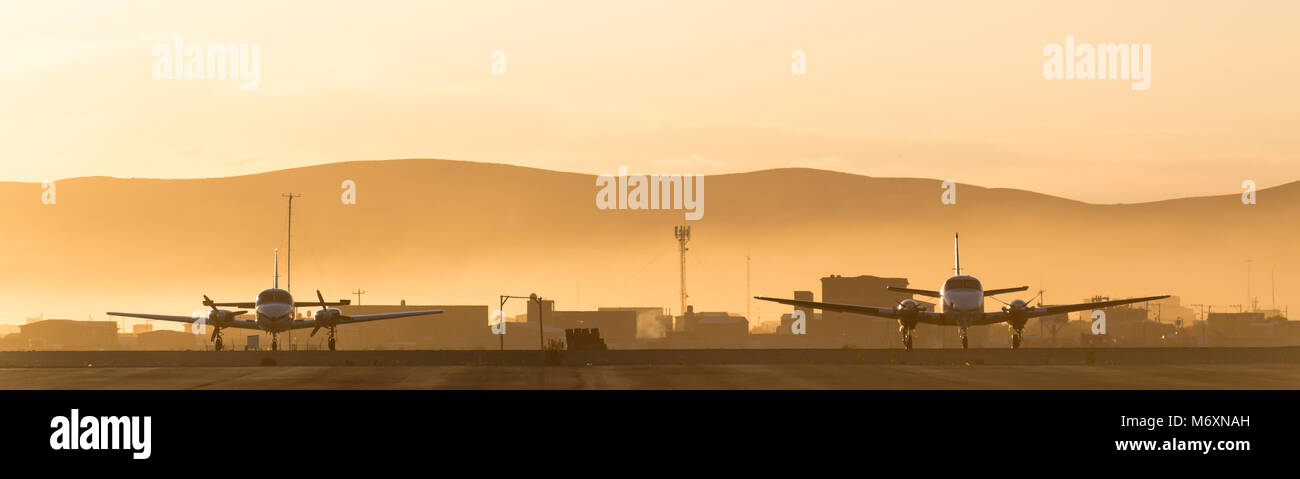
[
  {"x1": 212, "y1": 327, "x2": 224, "y2": 351},
  {"x1": 1011, "y1": 330, "x2": 1023, "y2": 349},
  {"x1": 214, "y1": 337, "x2": 223, "y2": 351}
]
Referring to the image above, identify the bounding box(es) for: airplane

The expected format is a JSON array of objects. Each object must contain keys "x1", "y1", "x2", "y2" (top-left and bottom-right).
[
  {"x1": 107, "y1": 250, "x2": 443, "y2": 351},
  {"x1": 755, "y1": 234, "x2": 1170, "y2": 350}
]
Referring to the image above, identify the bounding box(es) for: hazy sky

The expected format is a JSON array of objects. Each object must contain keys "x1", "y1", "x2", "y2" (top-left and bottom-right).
[{"x1": 2, "y1": 0, "x2": 1297, "y2": 203}]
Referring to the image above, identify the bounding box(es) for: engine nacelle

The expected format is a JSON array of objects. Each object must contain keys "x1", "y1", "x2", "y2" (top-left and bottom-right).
[
  {"x1": 896, "y1": 299, "x2": 924, "y2": 329},
  {"x1": 1001, "y1": 299, "x2": 1031, "y2": 329},
  {"x1": 314, "y1": 308, "x2": 343, "y2": 324}
]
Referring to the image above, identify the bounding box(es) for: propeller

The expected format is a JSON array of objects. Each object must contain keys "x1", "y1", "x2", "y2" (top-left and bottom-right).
[
  {"x1": 894, "y1": 298, "x2": 926, "y2": 329},
  {"x1": 202, "y1": 295, "x2": 248, "y2": 319},
  {"x1": 310, "y1": 290, "x2": 347, "y2": 337},
  {"x1": 200, "y1": 295, "x2": 246, "y2": 341},
  {"x1": 1000, "y1": 297, "x2": 1036, "y2": 330}
]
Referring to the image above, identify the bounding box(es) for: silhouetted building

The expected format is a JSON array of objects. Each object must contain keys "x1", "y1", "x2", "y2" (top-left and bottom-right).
[
  {"x1": 820, "y1": 275, "x2": 910, "y2": 347},
  {"x1": 778, "y1": 290, "x2": 815, "y2": 335},
  {"x1": 135, "y1": 330, "x2": 204, "y2": 350},
  {"x1": 335, "y1": 304, "x2": 492, "y2": 350},
  {"x1": 527, "y1": 301, "x2": 638, "y2": 345},
  {"x1": 1207, "y1": 312, "x2": 1300, "y2": 346},
  {"x1": 598, "y1": 307, "x2": 672, "y2": 339},
  {"x1": 674, "y1": 305, "x2": 749, "y2": 341},
  {"x1": 18, "y1": 319, "x2": 118, "y2": 350},
  {"x1": 1081, "y1": 297, "x2": 1175, "y2": 346}
]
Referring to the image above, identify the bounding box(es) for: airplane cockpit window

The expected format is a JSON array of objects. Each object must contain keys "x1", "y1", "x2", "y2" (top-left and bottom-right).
[
  {"x1": 258, "y1": 290, "x2": 292, "y2": 304},
  {"x1": 944, "y1": 278, "x2": 981, "y2": 290}
]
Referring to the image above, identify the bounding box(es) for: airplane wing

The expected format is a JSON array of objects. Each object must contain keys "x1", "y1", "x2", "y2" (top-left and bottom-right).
[
  {"x1": 203, "y1": 301, "x2": 256, "y2": 309},
  {"x1": 754, "y1": 296, "x2": 948, "y2": 324},
  {"x1": 884, "y1": 287, "x2": 941, "y2": 298},
  {"x1": 287, "y1": 310, "x2": 443, "y2": 331},
  {"x1": 983, "y1": 286, "x2": 1029, "y2": 297},
  {"x1": 977, "y1": 295, "x2": 1171, "y2": 325},
  {"x1": 293, "y1": 300, "x2": 351, "y2": 308},
  {"x1": 105, "y1": 312, "x2": 261, "y2": 330}
]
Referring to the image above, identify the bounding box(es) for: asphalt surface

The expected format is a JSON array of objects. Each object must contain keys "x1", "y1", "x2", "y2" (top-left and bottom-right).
[{"x1": 2, "y1": 364, "x2": 1298, "y2": 389}]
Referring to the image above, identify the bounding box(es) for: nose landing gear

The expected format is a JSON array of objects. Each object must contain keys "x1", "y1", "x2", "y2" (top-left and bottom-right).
[
  {"x1": 900, "y1": 326, "x2": 915, "y2": 351},
  {"x1": 959, "y1": 327, "x2": 969, "y2": 349},
  {"x1": 271, "y1": 333, "x2": 279, "y2": 351},
  {"x1": 1011, "y1": 328, "x2": 1024, "y2": 349},
  {"x1": 327, "y1": 327, "x2": 337, "y2": 351}
]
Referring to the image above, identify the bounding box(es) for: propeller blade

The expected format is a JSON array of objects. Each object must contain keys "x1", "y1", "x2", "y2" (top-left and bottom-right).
[
  {"x1": 210, "y1": 328, "x2": 219, "y2": 341},
  {"x1": 316, "y1": 290, "x2": 327, "y2": 312},
  {"x1": 232, "y1": 310, "x2": 248, "y2": 316},
  {"x1": 204, "y1": 295, "x2": 218, "y2": 312},
  {"x1": 310, "y1": 326, "x2": 321, "y2": 337}
]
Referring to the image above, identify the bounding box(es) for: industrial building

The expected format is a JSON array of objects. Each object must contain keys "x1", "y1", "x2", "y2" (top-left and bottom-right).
[
  {"x1": 598, "y1": 307, "x2": 673, "y2": 339},
  {"x1": 526, "y1": 300, "x2": 638, "y2": 347},
  {"x1": 1207, "y1": 312, "x2": 1300, "y2": 347},
  {"x1": 336, "y1": 304, "x2": 493, "y2": 350},
  {"x1": 15, "y1": 319, "x2": 119, "y2": 350},
  {"x1": 134, "y1": 330, "x2": 206, "y2": 350},
  {"x1": 819, "y1": 275, "x2": 912, "y2": 348}
]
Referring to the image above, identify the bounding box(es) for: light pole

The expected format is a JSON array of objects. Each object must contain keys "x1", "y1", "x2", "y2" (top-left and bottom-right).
[
  {"x1": 530, "y1": 293, "x2": 545, "y2": 359},
  {"x1": 498, "y1": 294, "x2": 543, "y2": 355}
]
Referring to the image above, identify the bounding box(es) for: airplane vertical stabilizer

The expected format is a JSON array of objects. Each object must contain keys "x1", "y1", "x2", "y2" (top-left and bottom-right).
[{"x1": 954, "y1": 233, "x2": 961, "y2": 276}]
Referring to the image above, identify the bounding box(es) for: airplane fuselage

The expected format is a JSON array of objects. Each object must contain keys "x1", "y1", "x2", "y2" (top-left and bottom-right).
[
  {"x1": 939, "y1": 275, "x2": 984, "y2": 327},
  {"x1": 255, "y1": 288, "x2": 296, "y2": 332}
]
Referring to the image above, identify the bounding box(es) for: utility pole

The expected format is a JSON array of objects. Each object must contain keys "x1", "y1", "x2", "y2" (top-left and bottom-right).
[
  {"x1": 674, "y1": 226, "x2": 691, "y2": 316},
  {"x1": 531, "y1": 293, "x2": 545, "y2": 360},
  {"x1": 352, "y1": 289, "x2": 366, "y2": 306},
  {"x1": 498, "y1": 294, "x2": 533, "y2": 353},
  {"x1": 282, "y1": 193, "x2": 301, "y2": 349},
  {"x1": 279, "y1": 192, "x2": 299, "y2": 294},
  {"x1": 746, "y1": 253, "x2": 751, "y2": 331}
]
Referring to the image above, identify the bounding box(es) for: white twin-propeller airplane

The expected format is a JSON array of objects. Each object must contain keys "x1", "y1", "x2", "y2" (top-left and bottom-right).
[
  {"x1": 756, "y1": 234, "x2": 1169, "y2": 350},
  {"x1": 108, "y1": 250, "x2": 442, "y2": 351}
]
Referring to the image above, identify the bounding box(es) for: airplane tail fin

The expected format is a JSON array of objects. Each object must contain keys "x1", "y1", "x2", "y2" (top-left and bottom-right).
[
  {"x1": 954, "y1": 233, "x2": 961, "y2": 276},
  {"x1": 273, "y1": 248, "x2": 280, "y2": 289}
]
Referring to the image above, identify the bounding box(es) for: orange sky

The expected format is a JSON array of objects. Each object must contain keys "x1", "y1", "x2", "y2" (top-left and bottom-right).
[{"x1": 1, "y1": 0, "x2": 1297, "y2": 203}]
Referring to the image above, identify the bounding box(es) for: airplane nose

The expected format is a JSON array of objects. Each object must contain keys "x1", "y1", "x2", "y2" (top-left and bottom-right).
[{"x1": 259, "y1": 304, "x2": 293, "y2": 319}]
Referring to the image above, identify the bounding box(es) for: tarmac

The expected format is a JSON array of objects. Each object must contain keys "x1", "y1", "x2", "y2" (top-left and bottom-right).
[{"x1": 0, "y1": 347, "x2": 1296, "y2": 389}]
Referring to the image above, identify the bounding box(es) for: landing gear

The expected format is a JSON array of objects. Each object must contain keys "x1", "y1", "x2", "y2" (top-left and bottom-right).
[
  {"x1": 211, "y1": 327, "x2": 225, "y2": 351},
  {"x1": 271, "y1": 334, "x2": 279, "y2": 351},
  {"x1": 1011, "y1": 329, "x2": 1023, "y2": 349},
  {"x1": 900, "y1": 326, "x2": 915, "y2": 351},
  {"x1": 327, "y1": 327, "x2": 337, "y2": 351},
  {"x1": 959, "y1": 328, "x2": 969, "y2": 349}
]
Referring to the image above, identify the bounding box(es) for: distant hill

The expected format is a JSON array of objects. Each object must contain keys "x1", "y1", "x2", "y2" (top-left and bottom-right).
[{"x1": 1, "y1": 159, "x2": 1295, "y2": 325}]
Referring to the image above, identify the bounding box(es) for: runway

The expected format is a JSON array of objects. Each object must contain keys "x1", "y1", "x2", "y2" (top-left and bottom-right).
[
  {"x1": 0, "y1": 347, "x2": 1296, "y2": 389},
  {"x1": 0, "y1": 346, "x2": 1296, "y2": 367},
  {"x1": 1, "y1": 364, "x2": 1298, "y2": 389}
]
